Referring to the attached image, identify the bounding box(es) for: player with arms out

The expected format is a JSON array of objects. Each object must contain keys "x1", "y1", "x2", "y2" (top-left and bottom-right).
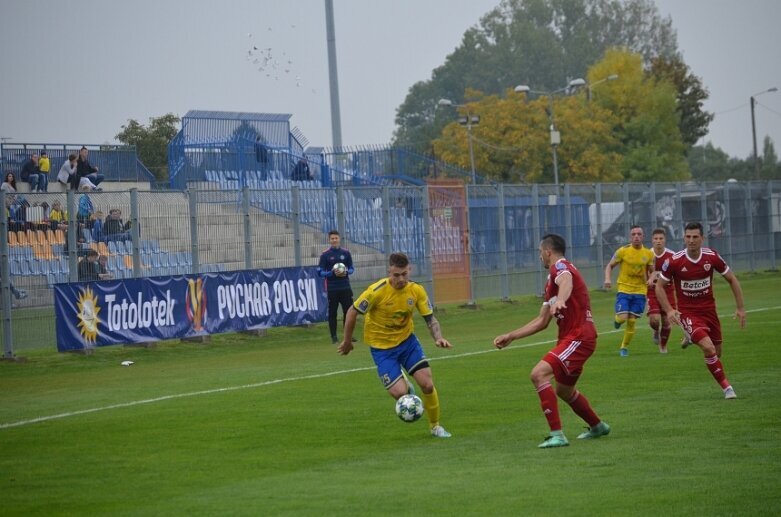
[
  {"x1": 604, "y1": 225, "x2": 654, "y2": 356},
  {"x1": 337, "y1": 252, "x2": 454, "y2": 438},
  {"x1": 656, "y1": 222, "x2": 746, "y2": 399},
  {"x1": 494, "y1": 234, "x2": 610, "y2": 449},
  {"x1": 646, "y1": 228, "x2": 676, "y2": 353}
]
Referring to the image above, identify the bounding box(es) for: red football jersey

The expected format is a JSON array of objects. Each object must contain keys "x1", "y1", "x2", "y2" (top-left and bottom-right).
[
  {"x1": 658, "y1": 247, "x2": 729, "y2": 312},
  {"x1": 647, "y1": 248, "x2": 675, "y2": 299},
  {"x1": 545, "y1": 258, "x2": 597, "y2": 342}
]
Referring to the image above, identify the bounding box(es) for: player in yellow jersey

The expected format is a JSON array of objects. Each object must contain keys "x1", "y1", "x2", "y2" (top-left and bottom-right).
[
  {"x1": 604, "y1": 225, "x2": 654, "y2": 357},
  {"x1": 337, "y1": 252, "x2": 454, "y2": 438}
]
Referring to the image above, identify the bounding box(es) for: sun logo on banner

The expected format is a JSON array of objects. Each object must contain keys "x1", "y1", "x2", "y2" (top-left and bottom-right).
[
  {"x1": 77, "y1": 287, "x2": 101, "y2": 343},
  {"x1": 186, "y1": 277, "x2": 206, "y2": 331}
]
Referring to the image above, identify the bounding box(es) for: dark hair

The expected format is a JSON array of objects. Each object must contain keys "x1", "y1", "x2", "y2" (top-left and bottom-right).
[
  {"x1": 41, "y1": 151, "x2": 47, "y2": 156},
  {"x1": 541, "y1": 233, "x2": 566, "y2": 255},
  {"x1": 684, "y1": 222, "x2": 704, "y2": 235},
  {"x1": 5, "y1": 172, "x2": 16, "y2": 189},
  {"x1": 389, "y1": 252, "x2": 409, "y2": 268},
  {"x1": 86, "y1": 249, "x2": 98, "y2": 257},
  {"x1": 68, "y1": 153, "x2": 77, "y2": 161},
  {"x1": 652, "y1": 227, "x2": 666, "y2": 236},
  {"x1": 328, "y1": 230, "x2": 340, "y2": 237},
  {"x1": 630, "y1": 225, "x2": 643, "y2": 231}
]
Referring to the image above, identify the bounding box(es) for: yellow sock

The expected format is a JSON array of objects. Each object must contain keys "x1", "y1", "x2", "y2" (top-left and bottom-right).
[
  {"x1": 421, "y1": 387, "x2": 441, "y2": 429},
  {"x1": 615, "y1": 314, "x2": 623, "y2": 325},
  {"x1": 622, "y1": 318, "x2": 636, "y2": 347}
]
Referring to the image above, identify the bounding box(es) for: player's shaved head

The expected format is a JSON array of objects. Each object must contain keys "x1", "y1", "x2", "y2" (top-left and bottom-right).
[{"x1": 541, "y1": 234, "x2": 566, "y2": 255}]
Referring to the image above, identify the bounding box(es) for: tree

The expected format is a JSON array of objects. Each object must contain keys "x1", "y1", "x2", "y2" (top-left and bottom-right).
[
  {"x1": 433, "y1": 48, "x2": 690, "y2": 183},
  {"x1": 432, "y1": 87, "x2": 625, "y2": 184},
  {"x1": 688, "y1": 142, "x2": 731, "y2": 181},
  {"x1": 394, "y1": 0, "x2": 679, "y2": 154},
  {"x1": 761, "y1": 136, "x2": 781, "y2": 180},
  {"x1": 589, "y1": 48, "x2": 689, "y2": 181},
  {"x1": 115, "y1": 113, "x2": 180, "y2": 182},
  {"x1": 649, "y1": 57, "x2": 714, "y2": 149}
]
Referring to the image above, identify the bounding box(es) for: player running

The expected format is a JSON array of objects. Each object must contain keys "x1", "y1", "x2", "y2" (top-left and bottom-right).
[
  {"x1": 337, "y1": 252, "x2": 454, "y2": 438},
  {"x1": 656, "y1": 222, "x2": 746, "y2": 399},
  {"x1": 604, "y1": 225, "x2": 654, "y2": 356},
  {"x1": 646, "y1": 228, "x2": 676, "y2": 353},
  {"x1": 494, "y1": 234, "x2": 610, "y2": 449}
]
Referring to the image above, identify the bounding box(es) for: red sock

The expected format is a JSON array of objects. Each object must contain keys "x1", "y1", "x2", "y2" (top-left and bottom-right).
[
  {"x1": 660, "y1": 324, "x2": 671, "y2": 346},
  {"x1": 704, "y1": 354, "x2": 731, "y2": 389},
  {"x1": 567, "y1": 390, "x2": 600, "y2": 427},
  {"x1": 536, "y1": 382, "x2": 561, "y2": 431}
]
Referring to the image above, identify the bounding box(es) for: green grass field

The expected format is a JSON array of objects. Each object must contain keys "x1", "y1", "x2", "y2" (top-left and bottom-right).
[{"x1": 2, "y1": 272, "x2": 780, "y2": 516}]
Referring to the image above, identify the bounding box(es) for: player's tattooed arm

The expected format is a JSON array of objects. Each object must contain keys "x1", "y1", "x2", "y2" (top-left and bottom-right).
[{"x1": 423, "y1": 314, "x2": 452, "y2": 348}]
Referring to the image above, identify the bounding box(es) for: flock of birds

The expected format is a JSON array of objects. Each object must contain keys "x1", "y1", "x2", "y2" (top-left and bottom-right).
[{"x1": 246, "y1": 28, "x2": 315, "y2": 93}]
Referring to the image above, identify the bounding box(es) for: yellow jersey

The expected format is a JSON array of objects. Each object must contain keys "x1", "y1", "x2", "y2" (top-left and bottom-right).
[
  {"x1": 39, "y1": 156, "x2": 50, "y2": 173},
  {"x1": 612, "y1": 244, "x2": 654, "y2": 295},
  {"x1": 353, "y1": 278, "x2": 433, "y2": 349}
]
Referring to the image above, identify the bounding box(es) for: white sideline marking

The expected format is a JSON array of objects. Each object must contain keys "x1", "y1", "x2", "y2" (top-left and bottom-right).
[{"x1": 2, "y1": 305, "x2": 779, "y2": 430}]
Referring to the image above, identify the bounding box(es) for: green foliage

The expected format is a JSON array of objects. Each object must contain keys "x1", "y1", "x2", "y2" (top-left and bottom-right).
[
  {"x1": 395, "y1": 0, "x2": 679, "y2": 154},
  {"x1": 1, "y1": 273, "x2": 779, "y2": 514},
  {"x1": 115, "y1": 113, "x2": 180, "y2": 182},
  {"x1": 648, "y1": 56, "x2": 714, "y2": 148},
  {"x1": 761, "y1": 136, "x2": 781, "y2": 179},
  {"x1": 589, "y1": 48, "x2": 689, "y2": 181}
]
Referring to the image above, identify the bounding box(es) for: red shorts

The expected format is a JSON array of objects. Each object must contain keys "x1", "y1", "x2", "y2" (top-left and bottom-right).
[
  {"x1": 543, "y1": 339, "x2": 596, "y2": 386},
  {"x1": 647, "y1": 289, "x2": 676, "y2": 316},
  {"x1": 679, "y1": 310, "x2": 722, "y2": 346}
]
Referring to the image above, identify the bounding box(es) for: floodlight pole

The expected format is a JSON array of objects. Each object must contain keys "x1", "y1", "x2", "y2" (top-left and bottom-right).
[{"x1": 324, "y1": 0, "x2": 343, "y2": 149}]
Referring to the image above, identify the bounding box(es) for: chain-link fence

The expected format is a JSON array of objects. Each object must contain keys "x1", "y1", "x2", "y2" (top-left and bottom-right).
[{"x1": 2, "y1": 180, "x2": 779, "y2": 355}]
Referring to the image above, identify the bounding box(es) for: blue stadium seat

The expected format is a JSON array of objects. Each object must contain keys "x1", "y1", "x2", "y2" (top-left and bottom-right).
[
  {"x1": 10, "y1": 261, "x2": 22, "y2": 276},
  {"x1": 108, "y1": 241, "x2": 119, "y2": 254},
  {"x1": 124, "y1": 240, "x2": 133, "y2": 254},
  {"x1": 81, "y1": 228, "x2": 93, "y2": 243}
]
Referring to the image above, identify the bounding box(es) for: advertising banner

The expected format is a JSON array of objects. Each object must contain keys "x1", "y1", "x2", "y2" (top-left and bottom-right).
[{"x1": 54, "y1": 267, "x2": 326, "y2": 352}]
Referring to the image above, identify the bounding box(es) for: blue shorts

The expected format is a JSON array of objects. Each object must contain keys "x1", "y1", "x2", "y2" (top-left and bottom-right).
[
  {"x1": 369, "y1": 334, "x2": 429, "y2": 390},
  {"x1": 615, "y1": 293, "x2": 646, "y2": 317}
]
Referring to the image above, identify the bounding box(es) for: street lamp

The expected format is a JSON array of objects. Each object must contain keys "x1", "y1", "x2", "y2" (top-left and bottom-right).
[
  {"x1": 514, "y1": 78, "x2": 585, "y2": 188},
  {"x1": 437, "y1": 98, "x2": 480, "y2": 184},
  {"x1": 750, "y1": 86, "x2": 778, "y2": 179},
  {"x1": 514, "y1": 75, "x2": 617, "y2": 188}
]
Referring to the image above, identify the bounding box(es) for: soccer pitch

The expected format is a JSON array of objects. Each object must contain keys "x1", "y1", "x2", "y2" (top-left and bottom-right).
[{"x1": 1, "y1": 272, "x2": 780, "y2": 515}]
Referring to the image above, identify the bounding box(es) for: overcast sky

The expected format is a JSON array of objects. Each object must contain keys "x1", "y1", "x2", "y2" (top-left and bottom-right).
[{"x1": 1, "y1": 0, "x2": 779, "y2": 160}]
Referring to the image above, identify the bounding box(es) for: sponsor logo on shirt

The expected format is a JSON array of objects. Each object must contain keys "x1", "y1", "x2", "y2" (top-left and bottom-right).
[{"x1": 680, "y1": 277, "x2": 711, "y2": 291}]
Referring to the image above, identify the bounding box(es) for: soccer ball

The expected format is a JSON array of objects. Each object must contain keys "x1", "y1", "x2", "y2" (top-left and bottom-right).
[
  {"x1": 395, "y1": 394, "x2": 424, "y2": 423},
  {"x1": 332, "y1": 262, "x2": 347, "y2": 276}
]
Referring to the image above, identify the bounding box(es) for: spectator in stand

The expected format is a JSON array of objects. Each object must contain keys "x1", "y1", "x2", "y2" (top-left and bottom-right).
[
  {"x1": 75, "y1": 147, "x2": 104, "y2": 190},
  {"x1": 20, "y1": 153, "x2": 44, "y2": 193},
  {"x1": 57, "y1": 153, "x2": 78, "y2": 188},
  {"x1": 78, "y1": 249, "x2": 101, "y2": 281},
  {"x1": 104, "y1": 208, "x2": 131, "y2": 241},
  {"x1": 292, "y1": 157, "x2": 313, "y2": 181},
  {"x1": 1, "y1": 172, "x2": 17, "y2": 194},
  {"x1": 49, "y1": 200, "x2": 69, "y2": 230},
  {"x1": 77, "y1": 185, "x2": 95, "y2": 229},
  {"x1": 2, "y1": 173, "x2": 26, "y2": 228},
  {"x1": 98, "y1": 254, "x2": 113, "y2": 280},
  {"x1": 91, "y1": 210, "x2": 105, "y2": 242},
  {"x1": 255, "y1": 136, "x2": 269, "y2": 180},
  {"x1": 38, "y1": 151, "x2": 50, "y2": 192}
]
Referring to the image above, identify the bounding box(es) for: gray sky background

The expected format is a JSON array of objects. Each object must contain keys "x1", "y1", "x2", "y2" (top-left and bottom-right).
[{"x1": 1, "y1": 0, "x2": 779, "y2": 160}]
